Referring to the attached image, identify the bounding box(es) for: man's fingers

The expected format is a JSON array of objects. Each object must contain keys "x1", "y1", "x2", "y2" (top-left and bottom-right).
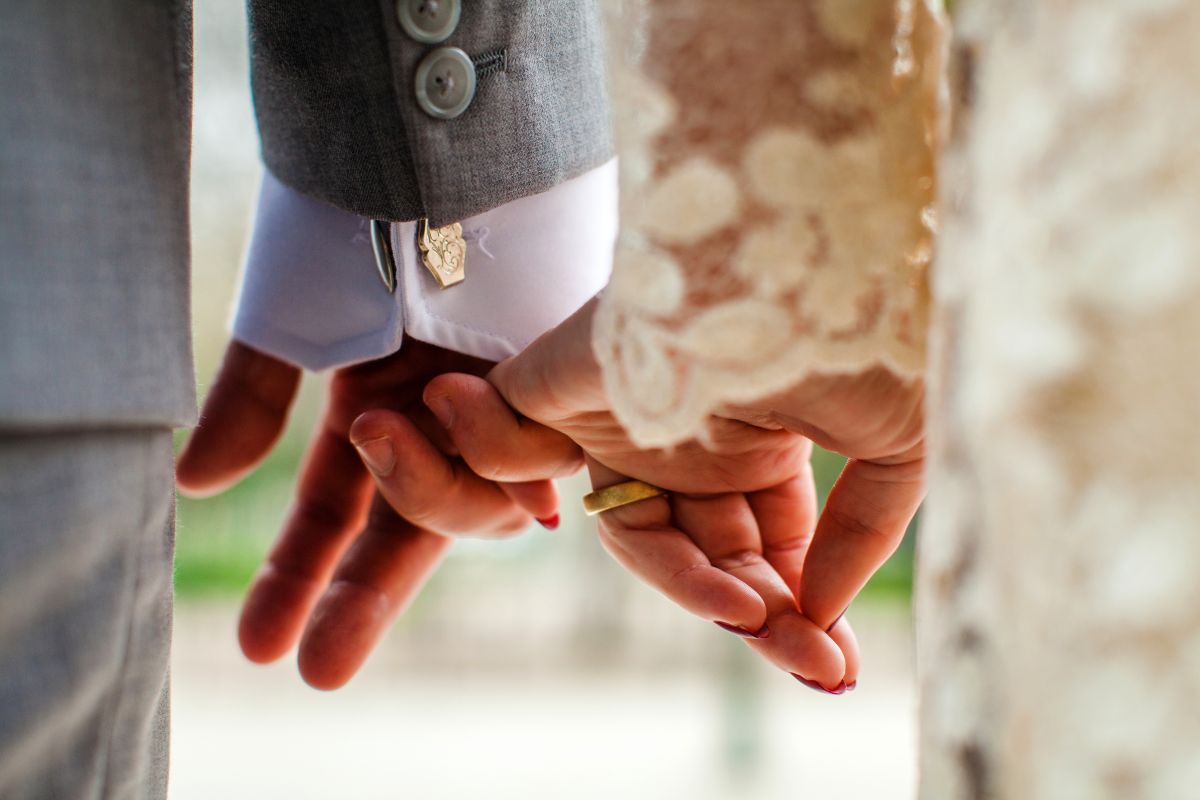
[
  {"x1": 177, "y1": 341, "x2": 301, "y2": 497},
  {"x1": 349, "y1": 409, "x2": 533, "y2": 538},
  {"x1": 423, "y1": 373, "x2": 584, "y2": 482},
  {"x1": 237, "y1": 422, "x2": 374, "y2": 664},
  {"x1": 800, "y1": 456, "x2": 926, "y2": 631},
  {"x1": 297, "y1": 496, "x2": 452, "y2": 690}
]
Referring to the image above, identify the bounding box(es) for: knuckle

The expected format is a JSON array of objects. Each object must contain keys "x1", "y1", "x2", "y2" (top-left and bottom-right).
[
  {"x1": 710, "y1": 548, "x2": 766, "y2": 573},
  {"x1": 380, "y1": 472, "x2": 444, "y2": 525},
  {"x1": 826, "y1": 508, "x2": 895, "y2": 548},
  {"x1": 668, "y1": 561, "x2": 709, "y2": 586},
  {"x1": 395, "y1": 491, "x2": 444, "y2": 527},
  {"x1": 465, "y1": 454, "x2": 508, "y2": 482},
  {"x1": 763, "y1": 533, "x2": 812, "y2": 556}
]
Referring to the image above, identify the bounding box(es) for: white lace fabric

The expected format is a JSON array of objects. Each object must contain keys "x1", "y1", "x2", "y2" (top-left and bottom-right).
[{"x1": 595, "y1": 0, "x2": 947, "y2": 447}]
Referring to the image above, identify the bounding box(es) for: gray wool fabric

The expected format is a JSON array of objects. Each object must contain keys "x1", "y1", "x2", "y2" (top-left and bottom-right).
[
  {"x1": 1, "y1": 2, "x2": 192, "y2": 796},
  {"x1": 250, "y1": 0, "x2": 614, "y2": 226},
  {"x1": 0, "y1": 0, "x2": 196, "y2": 430},
  {"x1": 0, "y1": 430, "x2": 175, "y2": 800}
]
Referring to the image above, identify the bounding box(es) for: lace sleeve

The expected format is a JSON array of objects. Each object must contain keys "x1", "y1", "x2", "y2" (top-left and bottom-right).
[{"x1": 595, "y1": 0, "x2": 947, "y2": 446}]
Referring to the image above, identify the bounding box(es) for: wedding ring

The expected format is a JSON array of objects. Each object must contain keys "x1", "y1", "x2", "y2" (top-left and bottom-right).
[{"x1": 582, "y1": 480, "x2": 667, "y2": 516}]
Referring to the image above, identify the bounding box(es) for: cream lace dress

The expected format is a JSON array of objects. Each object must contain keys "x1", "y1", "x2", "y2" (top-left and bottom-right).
[
  {"x1": 597, "y1": 2, "x2": 1200, "y2": 798},
  {"x1": 596, "y1": 0, "x2": 946, "y2": 448}
]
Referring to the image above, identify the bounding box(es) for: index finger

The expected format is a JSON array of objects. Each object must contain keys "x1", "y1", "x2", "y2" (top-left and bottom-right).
[{"x1": 799, "y1": 456, "x2": 925, "y2": 631}]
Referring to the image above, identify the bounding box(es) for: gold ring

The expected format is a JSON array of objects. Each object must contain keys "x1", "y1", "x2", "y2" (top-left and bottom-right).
[{"x1": 582, "y1": 480, "x2": 667, "y2": 516}]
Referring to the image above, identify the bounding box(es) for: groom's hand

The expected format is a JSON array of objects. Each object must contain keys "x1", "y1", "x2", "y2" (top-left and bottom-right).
[{"x1": 177, "y1": 339, "x2": 574, "y2": 689}]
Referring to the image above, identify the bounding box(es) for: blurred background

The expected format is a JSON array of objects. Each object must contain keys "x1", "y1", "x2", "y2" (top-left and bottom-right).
[{"x1": 175, "y1": 3, "x2": 918, "y2": 797}]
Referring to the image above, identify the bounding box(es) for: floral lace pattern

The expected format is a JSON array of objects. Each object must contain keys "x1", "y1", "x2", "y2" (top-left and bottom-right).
[{"x1": 596, "y1": 0, "x2": 947, "y2": 446}]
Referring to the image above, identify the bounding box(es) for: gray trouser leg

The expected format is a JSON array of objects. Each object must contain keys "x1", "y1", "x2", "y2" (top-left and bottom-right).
[{"x1": 0, "y1": 429, "x2": 175, "y2": 800}]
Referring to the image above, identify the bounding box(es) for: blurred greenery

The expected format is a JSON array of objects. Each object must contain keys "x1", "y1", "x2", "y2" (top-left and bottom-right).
[{"x1": 173, "y1": 429, "x2": 302, "y2": 596}]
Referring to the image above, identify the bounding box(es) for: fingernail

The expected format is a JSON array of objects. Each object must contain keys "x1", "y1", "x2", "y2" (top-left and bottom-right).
[
  {"x1": 715, "y1": 621, "x2": 771, "y2": 639},
  {"x1": 846, "y1": 681, "x2": 858, "y2": 692},
  {"x1": 353, "y1": 436, "x2": 395, "y2": 477},
  {"x1": 537, "y1": 513, "x2": 560, "y2": 530},
  {"x1": 791, "y1": 675, "x2": 848, "y2": 695},
  {"x1": 425, "y1": 395, "x2": 455, "y2": 430}
]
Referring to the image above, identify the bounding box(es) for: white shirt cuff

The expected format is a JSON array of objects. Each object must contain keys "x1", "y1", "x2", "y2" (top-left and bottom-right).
[{"x1": 231, "y1": 160, "x2": 616, "y2": 370}]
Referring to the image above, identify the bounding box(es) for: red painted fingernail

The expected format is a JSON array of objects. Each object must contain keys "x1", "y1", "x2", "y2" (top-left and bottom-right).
[
  {"x1": 537, "y1": 514, "x2": 560, "y2": 530},
  {"x1": 715, "y1": 621, "x2": 770, "y2": 639},
  {"x1": 846, "y1": 681, "x2": 858, "y2": 692},
  {"x1": 791, "y1": 675, "x2": 848, "y2": 695}
]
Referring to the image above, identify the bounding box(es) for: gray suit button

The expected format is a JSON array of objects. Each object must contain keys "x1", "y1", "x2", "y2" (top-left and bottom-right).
[
  {"x1": 414, "y1": 47, "x2": 476, "y2": 120},
  {"x1": 396, "y1": 0, "x2": 460, "y2": 44}
]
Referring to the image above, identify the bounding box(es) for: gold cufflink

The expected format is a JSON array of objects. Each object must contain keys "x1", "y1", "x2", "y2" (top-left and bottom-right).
[{"x1": 417, "y1": 218, "x2": 467, "y2": 288}]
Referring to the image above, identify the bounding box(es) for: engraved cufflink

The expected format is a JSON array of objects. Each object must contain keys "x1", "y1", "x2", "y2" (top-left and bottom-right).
[{"x1": 417, "y1": 218, "x2": 467, "y2": 288}]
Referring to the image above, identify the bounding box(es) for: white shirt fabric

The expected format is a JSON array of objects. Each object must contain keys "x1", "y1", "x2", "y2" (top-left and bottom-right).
[{"x1": 231, "y1": 160, "x2": 617, "y2": 371}]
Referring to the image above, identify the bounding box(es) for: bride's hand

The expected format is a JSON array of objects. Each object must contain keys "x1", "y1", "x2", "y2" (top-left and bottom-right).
[{"x1": 419, "y1": 298, "x2": 924, "y2": 691}]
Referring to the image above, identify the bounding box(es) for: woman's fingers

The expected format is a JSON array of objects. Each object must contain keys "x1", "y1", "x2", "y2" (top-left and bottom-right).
[
  {"x1": 671, "y1": 492, "x2": 845, "y2": 689},
  {"x1": 177, "y1": 341, "x2": 301, "y2": 497},
  {"x1": 587, "y1": 460, "x2": 768, "y2": 635},
  {"x1": 423, "y1": 373, "x2": 585, "y2": 482},
  {"x1": 297, "y1": 496, "x2": 452, "y2": 690},
  {"x1": 746, "y1": 471, "x2": 818, "y2": 600},
  {"x1": 800, "y1": 456, "x2": 926, "y2": 631},
  {"x1": 238, "y1": 419, "x2": 375, "y2": 663}
]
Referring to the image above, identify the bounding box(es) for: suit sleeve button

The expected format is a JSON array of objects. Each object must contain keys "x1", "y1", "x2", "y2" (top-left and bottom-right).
[
  {"x1": 396, "y1": 0, "x2": 460, "y2": 44},
  {"x1": 414, "y1": 46, "x2": 476, "y2": 120}
]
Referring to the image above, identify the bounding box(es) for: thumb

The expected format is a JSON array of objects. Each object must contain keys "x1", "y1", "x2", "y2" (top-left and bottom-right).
[
  {"x1": 486, "y1": 295, "x2": 605, "y2": 423},
  {"x1": 177, "y1": 340, "x2": 301, "y2": 497}
]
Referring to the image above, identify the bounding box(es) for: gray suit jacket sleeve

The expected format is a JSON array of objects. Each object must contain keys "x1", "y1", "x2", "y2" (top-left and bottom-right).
[
  {"x1": 249, "y1": 0, "x2": 613, "y2": 226},
  {"x1": 0, "y1": 0, "x2": 196, "y2": 429},
  {"x1": 0, "y1": 0, "x2": 609, "y2": 427}
]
